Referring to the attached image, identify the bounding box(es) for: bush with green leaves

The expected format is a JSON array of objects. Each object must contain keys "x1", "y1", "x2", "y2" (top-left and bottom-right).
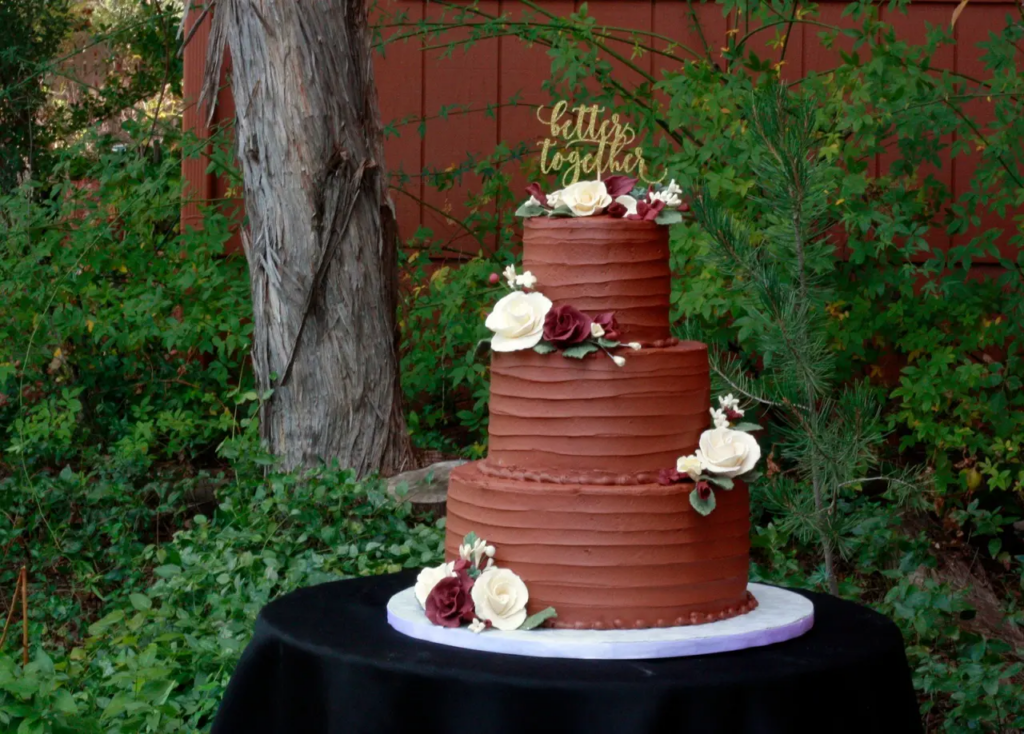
[
  {"x1": 0, "y1": 119, "x2": 252, "y2": 474},
  {"x1": 0, "y1": 456, "x2": 445, "y2": 733}
]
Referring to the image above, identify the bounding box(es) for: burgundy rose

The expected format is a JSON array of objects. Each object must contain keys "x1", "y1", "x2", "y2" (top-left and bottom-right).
[
  {"x1": 658, "y1": 468, "x2": 683, "y2": 486},
  {"x1": 606, "y1": 201, "x2": 628, "y2": 218},
  {"x1": 694, "y1": 480, "x2": 713, "y2": 501},
  {"x1": 725, "y1": 408, "x2": 743, "y2": 421},
  {"x1": 627, "y1": 199, "x2": 666, "y2": 222},
  {"x1": 679, "y1": 201, "x2": 691, "y2": 213},
  {"x1": 525, "y1": 182, "x2": 548, "y2": 207},
  {"x1": 424, "y1": 569, "x2": 475, "y2": 628},
  {"x1": 601, "y1": 175, "x2": 637, "y2": 198},
  {"x1": 543, "y1": 305, "x2": 593, "y2": 348},
  {"x1": 592, "y1": 312, "x2": 620, "y2": 341}
]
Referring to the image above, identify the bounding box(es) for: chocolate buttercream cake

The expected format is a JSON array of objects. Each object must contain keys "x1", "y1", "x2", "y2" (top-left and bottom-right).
[{"x1": 445, "y1": 216, "x2": 755, "y2": 630}]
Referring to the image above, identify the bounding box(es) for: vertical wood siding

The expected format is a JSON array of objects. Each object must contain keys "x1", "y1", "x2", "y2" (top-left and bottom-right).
[{"x1": 181, "y1": 0, "x2": 1020, "y2": 260}]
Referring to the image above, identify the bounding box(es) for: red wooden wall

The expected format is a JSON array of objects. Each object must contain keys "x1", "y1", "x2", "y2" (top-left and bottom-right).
[{"x1": 180, "y1": 0, "x2": 1019, "y2": 264}]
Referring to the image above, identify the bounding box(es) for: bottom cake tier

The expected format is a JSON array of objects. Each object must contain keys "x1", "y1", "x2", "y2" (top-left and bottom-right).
[{"x1": 445, "y1": 461, "x2": 756, "y2": 630}]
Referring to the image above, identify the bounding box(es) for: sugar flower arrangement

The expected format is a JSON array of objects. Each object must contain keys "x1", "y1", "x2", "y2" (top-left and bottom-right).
[
  {"x1": 515, "y1": 175, "x2": 689, "y2": 225},
  {"x1": 659, "y1": 394, "x2": 762, "y2": 516},
  {"x1": 483, "y1": 265, "x2": 640, "y2": 366},
  {"x1": 414, "y1": 532, "x2": 557, "y2": 632}
]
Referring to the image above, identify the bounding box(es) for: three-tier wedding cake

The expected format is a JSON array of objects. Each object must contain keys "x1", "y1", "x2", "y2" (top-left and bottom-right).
[{"x1": 442, "y1": 210, "x2": 759, "y2": 630}]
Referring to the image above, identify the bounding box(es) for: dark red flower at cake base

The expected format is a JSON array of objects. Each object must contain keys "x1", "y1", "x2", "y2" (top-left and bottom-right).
[
  {"x1": 525, "y1": 182, "x2": 549, "y2": 207},
  {"x1": 543, "y1": 304, "x2": 593, "y2": 348},
  {"x1": 425, "y1": 570, "x2": 475, "y2": 628},
  {"x1": 725, "y1": 408, "x2": 743, "y2": 421},
  {"x1": 626, "y1": 199, "x2": 666, "y2": 222},
  {"x1": 592, "y1": 312, "x2": 620, "y2": 341},
  {"x1": 679, "y1": 201, "x2": 691, "y2": 213},
  {"x1": 694, "y1": 480, "x2": 713, "y2": 501},
  {"x1": 606, "y1": 201, "x2": 628, "y2": 218},
  {"x1": 601, "y1": 174, "x2": 637, "y2": 198},
  {"x1": 658, "y1": 468, "x2": 683, "y2": 486}
]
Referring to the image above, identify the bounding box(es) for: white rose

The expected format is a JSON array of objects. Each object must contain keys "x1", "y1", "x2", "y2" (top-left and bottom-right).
[
  {"x1": 696, "y1": 427, "x2": 761, "y2": 478},
  {"x1": 547, "y1": 189, "x2": 564, "y2": 207},
  {"x1": 676, "y1": 453, "x2": 704, "y2": 480},
  {"x1": 559, "y1": 180, "x2": 612, "y2": 217},
  {"x1": 414, "y1": 561, "x2": 454, "y2": 608},
  {"x1": 614, "y1": 194, "x2": 638, "y2": 216},
  {"x1": 471, "y1": 567, "x2": 530, "y2": 631},
  {"x1": 485, "y1": 291, "x2": 552, "y2": 352}
]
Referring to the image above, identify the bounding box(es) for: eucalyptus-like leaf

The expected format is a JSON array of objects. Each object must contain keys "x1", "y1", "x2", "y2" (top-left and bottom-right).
[
  {"x1": 561, "y1": 342, "x2": 599, "y2": 359},
  {"x1": 739, "y1": 470, "x2": 762, "y2": 483},
  {"x1": 515, "y1": 202, "x2": 547, "y2": 218},
  {"x1": 532, "y1": 341, "x2": 557, "y2": 355},
  {"x1": 731, "y1": 422, "x2": 763, "y2": 432},
  {"x1": 595, "y1": 338, "x2": 621, "y2": 348},
  {"x1": 518, "y1": 606, "x2": 558, "y2": 630},
  {"x1": 689, "y1": 488, "x2": 717, "y2": 516},
  {"x1": 462, "y1": 531, "x2": 479, "y2": 546},
  {"x1": 706, "y1": 475, "x2": 734, "y2": 490},
  {"x1": 654, "y1": 209, "x2": 683, "y2": 225},
  {"x1": 547, "y1": 204, "x2": 574, "y2": 217}
]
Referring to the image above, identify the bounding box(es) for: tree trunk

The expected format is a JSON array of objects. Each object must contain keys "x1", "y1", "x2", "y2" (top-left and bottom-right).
[{"x1": 201, "y1": 0, "x2": 412, "y2": 476}]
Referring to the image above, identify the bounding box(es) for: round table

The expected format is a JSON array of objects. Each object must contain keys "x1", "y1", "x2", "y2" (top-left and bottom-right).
[{"x1": 211, "y1": 571, "x2": 923, "y2": 734}]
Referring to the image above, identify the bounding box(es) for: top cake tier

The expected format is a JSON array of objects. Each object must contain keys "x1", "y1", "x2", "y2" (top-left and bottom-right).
[{"x1": 523, "y1": 216, "x2": 671, "y2": 344}]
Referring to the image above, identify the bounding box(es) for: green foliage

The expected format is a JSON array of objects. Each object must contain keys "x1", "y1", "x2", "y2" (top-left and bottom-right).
[
  {"x1": 0, "y1": 459, "x2": 444, "y2": 733},
  {"x1": 399, "y1": 146, "x2": 525, "y2": 456},
  {"x1": 0, "y1": 120, "x2": 252, "y2": 473},
  {"x1": 0, "y1": 0, "x2": 75, "y2": 191}
]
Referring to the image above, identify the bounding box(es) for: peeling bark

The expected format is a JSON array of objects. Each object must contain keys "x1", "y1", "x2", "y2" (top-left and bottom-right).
[{"x1": 201, "y1": 0, "x2": 412, "y2": 475}]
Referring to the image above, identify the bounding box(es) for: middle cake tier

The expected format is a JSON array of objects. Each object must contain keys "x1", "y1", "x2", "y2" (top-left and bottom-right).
[{"x1": 486, "y1": 341, "x2": 710, "y2": 483}]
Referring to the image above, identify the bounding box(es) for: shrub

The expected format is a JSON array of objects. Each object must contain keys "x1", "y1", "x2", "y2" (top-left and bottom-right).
[
  {"x1": 0, "y1": 120, "x2": 252, "y2": 474},
  {"x1": 0, "y1": 458, "x2": 445, "y2": 732}
]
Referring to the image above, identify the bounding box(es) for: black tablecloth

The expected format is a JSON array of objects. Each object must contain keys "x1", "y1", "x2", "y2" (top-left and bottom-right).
[{"x1": 212, "y1": 570, "x2": 922, "y2": 734}]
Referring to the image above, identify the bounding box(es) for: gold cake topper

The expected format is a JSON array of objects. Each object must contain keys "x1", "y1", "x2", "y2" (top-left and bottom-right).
[{"x1": 536, "y1": 101, "x2": 665, "y2": 187}]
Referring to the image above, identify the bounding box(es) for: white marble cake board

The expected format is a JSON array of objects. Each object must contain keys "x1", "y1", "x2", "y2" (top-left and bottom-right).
[{"x1": 387, "y1": 583, "x2": 813, "y2": 660}]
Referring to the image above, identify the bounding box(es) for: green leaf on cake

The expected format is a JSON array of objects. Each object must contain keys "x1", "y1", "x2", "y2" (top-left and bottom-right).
[
  {"x1": 595, "y1": 338, "x2": 620, "y2": 348},
  {"x1": 739, "y1": 470, "x2": 761, "y2": 483},
  {"x1": 515, "y1": 202, "x2": 547, "y2": 218},
  {"x1": 689, "y1": 488, "x2": 717, "y2": 516},
  {"x1": 560, "y1": 342, "x2": 599, "y2": 359},
  {"x1": 547, "y1": 204, "x2": 574, "y2": 217},
  {"x1": 462, "y1": 531, "x2": 479, "y2": 546},
  {"x1": 654, "y1": 209, "x2": 683, "y2": 225},
  {"x1": 730, "y1": 422, "x2": 762, "y2": 432},
  {"x1": 706, "y1": 476, "x2": 734, "y2": 490},
  {"x1": 518, "y1": 607, "x2": 558, "y2": 630},
  {"x1": 533, "y1": 340, "x2": 557, "y2": 355}
]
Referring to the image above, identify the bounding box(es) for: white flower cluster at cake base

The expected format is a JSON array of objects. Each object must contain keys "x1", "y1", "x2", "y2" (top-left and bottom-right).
[
  {"x1": 659, "y1": 394, "x2": 762, "y2": 516},
  {"x1": 484, "y1": 265, "x2": 640, "y2": 366},
  {"x1": 413, "y1": 532, "x2": 557, "y2": 632},
  {"x1": 515, "y1": 175, "x2": 689, "y2": 225}
]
